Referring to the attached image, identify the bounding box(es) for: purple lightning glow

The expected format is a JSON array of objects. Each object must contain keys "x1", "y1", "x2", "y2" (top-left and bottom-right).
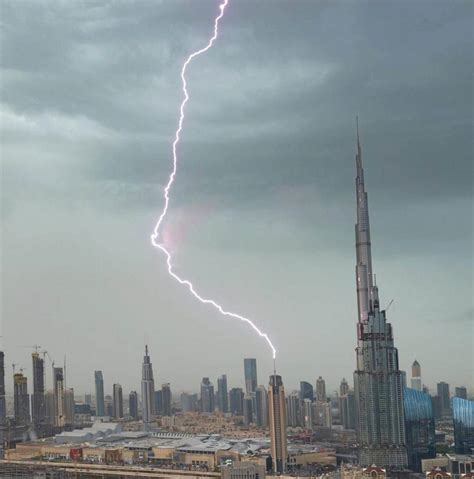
[{"x1": 150, "y1": 0, "x2": 277, "y2": 359}]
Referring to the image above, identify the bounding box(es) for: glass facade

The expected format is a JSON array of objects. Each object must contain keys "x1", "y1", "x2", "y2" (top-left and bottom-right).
[
  {"x1": 453, "y1": 397, "x2": 474, "y2": 454},
  {"x1": 403, "y1": 387, "x2": 436, "y2": 472}
]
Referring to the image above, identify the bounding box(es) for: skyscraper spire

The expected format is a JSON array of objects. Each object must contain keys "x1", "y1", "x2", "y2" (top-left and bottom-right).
[
  {"x1": 352, "y1": 123, "x2": 407, "y2": 468},
  {"x1": 354, "y1": 118, "x2": 377, "y2": 324}
]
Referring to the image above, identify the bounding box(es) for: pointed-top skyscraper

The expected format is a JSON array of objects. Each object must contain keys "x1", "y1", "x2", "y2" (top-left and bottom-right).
[
  {"x1": 353, "y1": 119, "x2": 408, "y2": 468},
  {"x1": 141, "y1": 345, "x2": 155, "y2": 426},
  {"x1": 268, "y1": 373, "x2": 288, "y2": 473}
]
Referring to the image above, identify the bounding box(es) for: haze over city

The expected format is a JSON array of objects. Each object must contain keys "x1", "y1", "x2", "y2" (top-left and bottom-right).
[{"x1": 1, "y1": 0, "x2": 472, "y2": 399}]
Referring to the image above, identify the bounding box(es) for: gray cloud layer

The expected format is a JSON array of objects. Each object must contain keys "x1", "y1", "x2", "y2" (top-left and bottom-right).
[{"x1": 1, "y1": 0, "x2": 472, "y2": 396}]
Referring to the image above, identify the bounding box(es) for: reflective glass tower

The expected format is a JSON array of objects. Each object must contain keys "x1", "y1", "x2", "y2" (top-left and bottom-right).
[
  {"x1": 94, "y1": 371, "x2": 105, "y2": 417},
  {"x1": 453, "y1": 397, "x2": 474, "y2": 454},
  {"x1": 352, "y1": 120, "x2": 407, "y2": 468},
  {"x1": 403, "y1": 387, "x2": 435, "y2": 471},
  {"x1": 244, "y1": 358, "x2": 257, "y2": 396}
]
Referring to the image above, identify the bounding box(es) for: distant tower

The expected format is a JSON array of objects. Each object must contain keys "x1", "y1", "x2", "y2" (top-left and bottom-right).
[
  {"x1": 0, "y1": 352, "x2": 6, "y2": 426},
  {"x1": 340, "y1": 378, "x2": 349, "y2": 396},
  {"x1": 243, "y1": 395, "x2": 254, "y2": 426},
  {"x1": 455, "y1": 387, "x2": 467, "y2": 400},
  {"x1": 229, "y1": 388, "x2": 244, "y2": 416},
  {"x1": 161, "y1": 383, "x2": 172, "y2": 416},
  {"x1": 113, "y1": 384, "x2": 123, "y2": 419},
  {"x1": 13, "y1": 372, "x2": 30, "y2": 425},
  {"x1": 255, "y1": 385, "x2": 269, "y2": 427},
  {"x1": 53, "y1": 367, "x2": 65, "y2": 427},
  {"x1": 64, "y1": 388, "x2": 75, "y2": 427},
  {"x1": 94, "y1": 371, "x2": 105, "y2": 417},
  {"x1": 352, "y1": 119, "x2": 407, "y2": 468},
  {"x1": 300, "y1": 381, "x2": 314, "y2": 401},
  {"x1": 340, "y1": 390, "x2": 357, "y2": 430},
  {"x1": 411, "y1": 360, "x2": 422, "y2": 391},
  {"x1": 200, "y1": 377, "x2": 215, "y2": 413},
  {"x1": 303, "y1": 398, "x2": 313, "y2": 431},
  {"x1": 268, "y1": 374, "x2": 288, "y2": 474},
  {"x1": 286, "y1": 392, "x2": 301, "y2": 427},
  {"x1": 316, "y1": 376, "x2": 326, "y2": 402},
  {"x1": 31, "y1": 352, "x2": 45, "y2": 432},
  {"x1": 244, "y1": 358, "x2": 258, "y2": 395},
  {"x1": 141, "y1": 345, "x2": 155, "y2": 425},
  {"x1": 129, "y1": 391, "x2": 139, "y2": 420},
  {"x1": 437, "y1": 382, "x2": 451, "y2": 416},
  {"x1": 217, "y1": 374, "x2": 229, "y2": 413}
]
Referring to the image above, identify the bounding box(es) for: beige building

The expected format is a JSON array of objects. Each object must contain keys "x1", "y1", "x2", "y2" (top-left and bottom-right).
[{"x1": 268, "y1": 374, "x2": 287, "y2": 474}]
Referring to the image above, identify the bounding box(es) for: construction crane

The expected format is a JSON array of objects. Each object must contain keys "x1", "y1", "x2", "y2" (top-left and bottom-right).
[
  {"x1": 19, "y1": 344, "x2": 42, "y2": 353},
  {"x1": 384, "y1": 299, "x2": 394, "y2": 311}
]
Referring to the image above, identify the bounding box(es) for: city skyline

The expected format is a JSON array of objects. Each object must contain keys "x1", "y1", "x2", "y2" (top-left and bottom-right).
[{"x1": 1, "y1": 1, "x2": 472, "y2": 394}]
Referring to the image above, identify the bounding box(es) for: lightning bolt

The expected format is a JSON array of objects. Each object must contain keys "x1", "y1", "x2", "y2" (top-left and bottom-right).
[{"x1": 150, "y1": 0, "x2": 277, "y2": 359}]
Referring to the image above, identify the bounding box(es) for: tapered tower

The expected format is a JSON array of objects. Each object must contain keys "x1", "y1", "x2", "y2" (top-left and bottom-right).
[
  {"x1": 353, "y1": 119, "x2": 407, "y2": 468},
  {"x1": 141, "y1": 345, "x2": 155, "y2": 426},
  {"x1": 268, "y1": 374, "x2": 288, "y2": 473}
]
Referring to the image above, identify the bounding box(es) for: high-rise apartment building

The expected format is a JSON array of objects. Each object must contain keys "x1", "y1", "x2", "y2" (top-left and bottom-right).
[
  {"x1": 286, "y1": 393, "x2": 301, "y2": 427},
  {"x1": 340, "y1": 378, "x2": 349, "y2": 397},
  {"x1": 64, "y1": 388, "x2": 75, "y2": 427},
  {"x1": 315, "y1": 376, "x2": 326, "y2": 402},
  {"x1": 268, "y1": 374, "x2": 287, "y2": 474},
  {"x1": 31, "y1": 352, "x2": 45, "y2": 431},
  {"x1": 113, "y1": 384, "x2": 123, "y2": 419},
  {"x1": 53, "y1": 367, "x2": 65, "y2": 428},
  {"x1": 161, "y1": 383, "x2": 172, "y2": 416},
  {"x1": 340, "y1": 390, "x2": 357, "y2": 430},
  {"x1": 200, "y1": 377, "x2": 215, "y2": 413},
  {"x1": 217, "y1": 375, "x2": 229, "y2": 413},
  {"x1": 141, "y1": 345, "x2": 155, "y2": 425},
  {"x1": 411, "y1": 360, "x2": 422, "y2": 391},
  {"x1": 243, "y1": 395, "x2": 253, "y2": 426},
  {"x1": 352, "y1": 121, "x2": 407, "y2": 468},
  {"x1": 437, "y1": 382, "x2": 451, "y2": 416},
  {"x1": 14, "y1": 372, "x2": 30, "y2": 425},
  {"x1": 302, "y1": 399, "x2": 313, "y2": 431},
  {"x1": 255, "y1": 385, "x2": 268, "y2": 428},
  {"x1": 244, "y1": 359, "x2": 257, "y2": 396},
  {"x1": 0, "y1": 352, "x2": 6, "y2": 426},
  {"x1": 300, "y1": 381, "x2": 314, "y2": 401},
  {"x1": 94, "y1": 371, "x2": 105, "y2": 417},
  {"x1": 129, "y1": 391, "x2": 139, "y2": 420},
  {"x1": 403, "y1": 387, "x2": 436, "y2": 472},
  {"x1": 314, "y1": 400, "x2": 332, "y2": 428},
  {"x1": 455, "y1": 387, "x2": 467, "y2": 400},
  {"x1": 229, "y1": 388, "x2": 244, "y2": 416}
]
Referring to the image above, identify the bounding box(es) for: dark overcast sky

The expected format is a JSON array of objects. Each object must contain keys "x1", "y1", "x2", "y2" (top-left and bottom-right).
[{"x1": 1, "y1": 0, "x2": 472, "y2": 397}]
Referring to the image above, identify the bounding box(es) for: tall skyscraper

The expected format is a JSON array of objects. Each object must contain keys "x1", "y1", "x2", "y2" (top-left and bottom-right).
[
  {"x1": 229, "y1": 388, "x2": 244, "y2": 416},
  {"x1": 403, "y1": 387, "x2": 436, "y2": 472},
  {"x1": 243, "y1": 395, "x2": 253, "y2": 426},
  {"x1": 217, "y1": 375, "x2": 229, "y2": 413},
  {"x1": 13, "y1": 372, "x2": 30, "y2": 425},
  {"x1": 300, "y1": 381, "x2": 314, "y2": 401},
  {"x1": 94, "y1": 371, "x2": 105, "y2": 417},
  {"x1": 113, "y1": 384, "x2": 123, "y2": 419},
  {"x1": 437, "y1": 382, "x2": 451, "y2": 416},
  {"x1": 255, "y1": 385, "x2": 268, "y2": 428},
  {"x1": 352, "y1": 121, "x2": 407, "y2": 468},
  {"x1": 452, "y1": 397, "x2": 474, "y2": 454},
  {"x1": 455, "y1": 387, "x2": 467, "y2": 400},
  {"x1": 0, "y1": 352, "x2": 6, "y2": 426},
  {"x1": 141, "y1": 345, "x2": 155, "y2": 425},
  {"x1": 53, "y1": 367, "x2": 65, "y2": 427},
  {"x1": 315, "y1": 376, "x2": 326, "y2": 402},
  {"x1": 411, "y1": 360, "x2": 422, "y2": 391},
  {"x1": 286, "y1": 392, "x2": 301, "y2": 427},
  {"x1": 340, "y1": 378, "x2": 349, "y2": 397},
  {"x1": 31, "y1": 352, "x2": 45, "y2": 431},
  {"x1": 200, "y1": 377, "x2": 215, "y2": 413},
  {"x1": 303, "y1": 399, "x2": 313, "y2": 431},
  {"x1": 161, "y1": 383, "x2": 172, "y2": 416},
  {"x1": 244, "y1": 358, "x2": 257, "y2": 396},
  {"x1": 129, "y1": 391, "x2": 139, "y2": 420},
  {"x1": 64, "y1": 388, "x2": 75, "y2": 427},
  {"x1": 268, "y1": 374, "x2": 287, "y2": 474},
  {"x1": 340, "y1": 390, "x2": 357, "y2": 430},
  {"x1": 180, "y1": 393, "x2": 198, "y2": 413}
]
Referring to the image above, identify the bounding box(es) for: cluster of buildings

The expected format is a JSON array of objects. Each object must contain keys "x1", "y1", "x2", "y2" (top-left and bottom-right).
[{"x1": 0, "y1": 126, "x2": 473, "y2": 478}]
